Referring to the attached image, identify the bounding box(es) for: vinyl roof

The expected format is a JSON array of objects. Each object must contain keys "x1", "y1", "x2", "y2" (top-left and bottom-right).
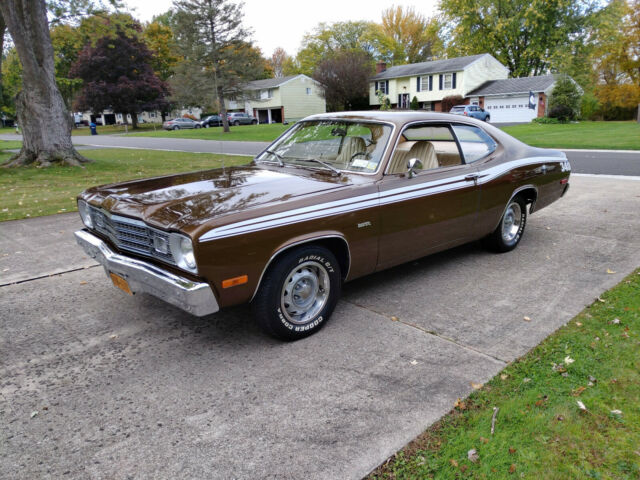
[
  {"x1": 371, "y1": 54, "x2": 491, "y2": 80},
  {"x1": 467, "y1": 74, "x2": 557, "y2": 96}
]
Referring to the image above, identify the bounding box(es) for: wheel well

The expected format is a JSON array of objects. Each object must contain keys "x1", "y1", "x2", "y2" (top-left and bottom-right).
[
  {"x1": 252, "y1": 236, "x2": 351, "y2": 301},
  {"x1": 515, "y1": 187, "x2": 537, "y2": 211}
]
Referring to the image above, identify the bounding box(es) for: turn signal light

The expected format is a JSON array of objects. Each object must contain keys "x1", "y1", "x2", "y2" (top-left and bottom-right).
[{"x1": 222, "y1": 275, "x2": 248, "y2": 289}]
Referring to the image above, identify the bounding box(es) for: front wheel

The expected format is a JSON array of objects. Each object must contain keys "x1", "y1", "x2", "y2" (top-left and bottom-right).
[
  {"x1": 233, "y1": 120, "x2": 240, "y2": 126},
  {"x1": 252, "y1": 245, "x2": 342, "y2": 341},
  {"x1": 483, "y1": 196, "x2": 527, "y2": 252},
  {"x1": 251, "y1": 120, "x2": 257, "y2": 125},
  {"x1": 173, "y1": 126, "x2": 180, "y2": 130},
  {"x1": 194, "y1": 125, "x2": 201, "y2": 129},
  {"x1": 485, "y1": 116, "x2": 490, "y2": 122}
]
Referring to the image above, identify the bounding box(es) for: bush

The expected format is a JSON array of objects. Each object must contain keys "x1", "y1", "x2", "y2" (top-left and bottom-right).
[
  {"x1": 548, "y1": 76, "x2": 581, "y2": 121},
  {"x1": 441, "y1": 95, "x2": 465, "y2": 112},
  {"x1": 580, "y1": 92, "x2": 600, "y2": 120},
  {"x1": 532, "y1": 117, "x2": 561, "y2": 124},
  {"x1": 548, "y1": 104, "x2": 574, "y2": 122},
  {"x1": 410, "y1": 96, "x2": 419, "y2": 110}
]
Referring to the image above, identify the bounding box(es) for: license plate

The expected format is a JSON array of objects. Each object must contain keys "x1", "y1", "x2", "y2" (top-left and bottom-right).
[{"x1": 110, "y1": 272, "x2": 132, "y2": 295}]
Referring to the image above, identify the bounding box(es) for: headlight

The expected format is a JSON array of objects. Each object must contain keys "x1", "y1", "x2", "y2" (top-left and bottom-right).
[
  {"x1": 169, "y1": 234, "x2": 197, "y2": 273},
  {"x1": 78, "y1": 200, "x2": 93, "y2": 228}
]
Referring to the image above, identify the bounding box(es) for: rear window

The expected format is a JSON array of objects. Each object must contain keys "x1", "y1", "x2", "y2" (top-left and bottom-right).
[{"x1": 451, "y1": 106, "x2": 465, "y2": 111}]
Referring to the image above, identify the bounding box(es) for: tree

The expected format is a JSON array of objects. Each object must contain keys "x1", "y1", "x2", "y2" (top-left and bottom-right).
[
  {"x1": 548, "y1": 77, "x2": 581, "y2": 121},
  {"x1": 296, "y1": 21, "x2": 383, "y2": 76},
  {"x1": 172, "y1": 0, "x2": 263, "y2": 132},
  {"x1": 379, "y1": 6, "x2": 443, "y2": 64},
  {"x1": 313, "y1": 50, "x2": 373, "y2": 111},
  {"x1": 440, "y1": 0, "x2": 599, "y2": 77},
  {"x1": 410, "y1": 96, "x2": 419, "y2": 110},
  {"x1": 269, "y1": 47, "x2": 290, "y2": 78},
  {"x1": 0, "y1": 0, "x2": 88, "y2": 167},
  {"x1": 441, "y1": 95, "x2": 464, "y2": 112},
  {"x1": 71, "y1": 26, "x2": 169, "y2": 129}
]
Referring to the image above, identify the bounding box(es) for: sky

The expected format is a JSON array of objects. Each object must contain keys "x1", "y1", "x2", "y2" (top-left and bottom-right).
[{"x1": 123, "y1": 0, "x2": 440, "y2": 56}]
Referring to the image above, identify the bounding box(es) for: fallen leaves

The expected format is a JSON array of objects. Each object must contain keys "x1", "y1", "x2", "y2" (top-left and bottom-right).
[
  {"x1": 449, "y1": 459, "x2": 458, "y2": 468},
  {"x1": 390, "y1": 316, "x2": 399, "y2": 322},
  {"x1": 523, "y1": 316, "x2": 531, "y2": 322},
  {"x1": 479, "y1": 437, "x2": 489, "y2": 444},
  {"x1": 453, "y1": 398, "x2": 466, "y2": 410},
  {"x1": 571, "y1": 386, "x2": 586, "y2": 396},
  {"x1": 577, "y1": 400, "x2": 587, "y2": 411},
  {"x1": 610, "y1": 409, "x2": 623, "y2": 415},
  {"x1": 509, "y1": 463, "x2": 517, "y2": 474},
  {"x1": 564, "y1": 356, "x2": 575, "y2": 365},
  {"x1": 471, "y1": 382, "x2": 483, "y2": 390},
  {"x1": 410, "y1": 360, "x2": 418, "y2": 365},
  {"x1": 606, "y1": 268, "x2": 616, "y2": 274},
  {"x1": 30, "y1": 411, "x2": 38, "y2": 418},
  {"x1": 509, "y1": 446, "x2": 517, "y2": 454},
  {"x1": 500, "y1": 374, "x2": 508, "y2": 380}
]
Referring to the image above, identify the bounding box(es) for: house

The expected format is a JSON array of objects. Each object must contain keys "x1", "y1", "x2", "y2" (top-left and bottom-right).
[
  {"x1": 466, "y1": 74, "x2": 560, "y2": 123},
  {"x1": 370, "y1": 53, "x2": 509, "y2": 111},
  {"x1": 225, "y1": 74, "x2": 325, "y2": 123}
]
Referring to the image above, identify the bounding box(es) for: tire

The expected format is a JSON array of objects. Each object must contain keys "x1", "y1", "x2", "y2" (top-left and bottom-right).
[
  {"x1": 485, "y1": 116, "x2": 490, "y2": 122},
  {"x1": 252, "y1": 245, "x2": 342, "y2": 341},
  {"x1": 205, "y1": 124, "x2": 210, "y2": 128},
  {"x1": 483, "y1": 195, "x2": 527, "y2": 252},
  {"x1": 233, "y1": 121, "x2": 240, "y2": 126},
  {"x1": 195, "y1": 125, "x2": 201, "y2": 129},
  {"x1": 251, "y1": 120, "x2": 257, "y2": 125},
  {"x1": 173, "y1": 126, "x2": 180, "y2": 130}
]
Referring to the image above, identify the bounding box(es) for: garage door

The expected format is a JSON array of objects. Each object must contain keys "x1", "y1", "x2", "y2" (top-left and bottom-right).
[{"x1": 484, "y1": 95, "x2": 537, "y2": 123}]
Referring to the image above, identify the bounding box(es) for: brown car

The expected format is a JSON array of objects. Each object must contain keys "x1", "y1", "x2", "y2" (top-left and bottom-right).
[{"x1": 75, "y1": 112, "x2": 571, "y2": 340}]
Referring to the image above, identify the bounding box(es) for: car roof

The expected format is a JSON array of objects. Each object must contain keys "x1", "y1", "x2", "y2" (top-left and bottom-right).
[{"x1": 302, "y1": 110, "x2": 491, "y2": 127}]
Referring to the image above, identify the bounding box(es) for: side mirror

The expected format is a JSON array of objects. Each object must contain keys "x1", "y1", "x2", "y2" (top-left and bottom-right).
[{"x1": 407, "y1": 158, "x2": 423, "y2": 178}]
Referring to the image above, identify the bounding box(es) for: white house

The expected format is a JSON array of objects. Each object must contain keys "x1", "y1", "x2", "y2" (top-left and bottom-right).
[{"x1": 370, "y1": 54, "x2": 509, "y2": 111}]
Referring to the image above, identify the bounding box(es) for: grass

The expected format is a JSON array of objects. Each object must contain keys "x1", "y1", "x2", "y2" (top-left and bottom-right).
[
  {"x1": 501, "y1": 121, "x2": 640, "y2": 150},
  {"x1": 0, "y1": 148, "x2": 250, "y2": 221},
  {"x1": 71, "y1": 123, "x2": 161, "y2": 136},
  {"x1": 0, "y1": 139, "x2": 23, "y2": 150},
  {"x1": 368, "y1": 270, "x2": 640, "y2": 480},
  {"x1": 129, "y1": 122, "x2": 290, "y2": 142}
]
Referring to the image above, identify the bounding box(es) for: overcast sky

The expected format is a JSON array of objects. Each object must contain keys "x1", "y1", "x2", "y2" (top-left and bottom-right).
[{"x1": 123, "y1": 0, "x2": 439, "y2": 56}]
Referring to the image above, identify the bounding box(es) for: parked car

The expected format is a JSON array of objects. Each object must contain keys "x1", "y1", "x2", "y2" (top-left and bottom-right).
[
  {"x1": 227, "y1": 112, "x2": 257, "y2": 126},
  {"x1": 75, "y1": 112, "x2": 570, "y2": 341},
  {"x1": 200, "y1": 115, "x2": 223, "y2": 128},
  {"x1": 450, "y1": 105, "x2": 491, "y2": 122},
  {"x1": 162, "y1": 118, "x2": 201, "y2": 130}
]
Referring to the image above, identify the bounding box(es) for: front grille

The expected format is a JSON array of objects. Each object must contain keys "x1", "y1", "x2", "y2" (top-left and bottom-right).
[{"x1": 89, "y1": 206, "x2": 175, "y2": 264}]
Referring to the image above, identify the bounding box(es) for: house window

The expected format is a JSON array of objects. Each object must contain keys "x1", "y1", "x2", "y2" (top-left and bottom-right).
[
  {"x1": 150, "y1": 112, "x2": 156, "y2": 118},
  {"x1": 419, "y1": 76, "x2": 429, "y2": 92},
  {"x1": 443, "y1": 73, "x2": 453, "y2": 89},
  {"x1": 306, "y1": 87, "x2": 311, "y2": 95},
  {"x1": 375, "y1": 81, "x2": 388, "y2": 94}
]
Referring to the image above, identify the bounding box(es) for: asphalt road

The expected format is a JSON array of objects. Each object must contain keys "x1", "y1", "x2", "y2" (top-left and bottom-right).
[
  {"x1": 1, "y1": 133, "x2": 639, "y2": 176},
  {"x1": 2, "y1": 175, "x2": 640, "y2": 479}
]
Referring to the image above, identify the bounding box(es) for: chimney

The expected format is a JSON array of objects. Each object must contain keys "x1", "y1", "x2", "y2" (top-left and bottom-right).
[{"x1": 376, "y1": 61, "x2": 387, "y2": 74}]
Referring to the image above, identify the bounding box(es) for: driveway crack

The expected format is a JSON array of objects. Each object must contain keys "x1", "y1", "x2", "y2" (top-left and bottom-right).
[
  {"x1": 0, "y1": 265, "x2": 100, "y2": 287},
  {"x1": 343, "y1": 299, "x2": 508, "y2": 365}
]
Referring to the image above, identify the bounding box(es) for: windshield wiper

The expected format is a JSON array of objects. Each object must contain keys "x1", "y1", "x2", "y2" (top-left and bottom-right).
[
  {"x1": 300, "y1": 158, "x2": 341, "y2": 176},
  {"x1": 263, "y1": 149, "x2": 285, "y2": 167}
]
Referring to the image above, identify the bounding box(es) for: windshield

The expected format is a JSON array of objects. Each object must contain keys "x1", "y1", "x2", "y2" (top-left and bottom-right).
[{"x1": 256, "y1": 120, "x2": 393, "y2": 174}]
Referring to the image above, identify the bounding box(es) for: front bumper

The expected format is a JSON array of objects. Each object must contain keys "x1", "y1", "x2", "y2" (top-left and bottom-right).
[{"x1": 74, "y1": 229, "x2": 219, "y2": 317}]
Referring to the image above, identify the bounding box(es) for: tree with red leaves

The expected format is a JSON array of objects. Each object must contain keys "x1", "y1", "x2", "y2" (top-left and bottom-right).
[{"x1": 71, "y1": 25, "x2": 169, "y2": 129}]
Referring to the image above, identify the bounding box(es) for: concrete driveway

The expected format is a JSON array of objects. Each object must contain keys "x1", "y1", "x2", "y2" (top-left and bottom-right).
[{"x1": 1, "y1": 175, "x2": 639, "y2": 479}]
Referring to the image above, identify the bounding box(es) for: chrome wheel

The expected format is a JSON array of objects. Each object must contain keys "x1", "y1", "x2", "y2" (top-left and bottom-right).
[
  {"x1": 280, "y1": 261, "x2": 330, "y2": 325},
  {"x1": 502, "y1": 201, "x2": 522, "y2": 243}
]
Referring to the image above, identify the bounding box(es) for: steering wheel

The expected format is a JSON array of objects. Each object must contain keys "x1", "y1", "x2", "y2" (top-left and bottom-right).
[{"x1": 350, "y1": 151, "x2": 369, "y2": 161}]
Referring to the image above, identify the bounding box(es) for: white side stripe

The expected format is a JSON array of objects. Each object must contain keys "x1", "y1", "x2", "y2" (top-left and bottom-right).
[{"x1": 199, "y1": 156, "x2": 566, "y2": 242}]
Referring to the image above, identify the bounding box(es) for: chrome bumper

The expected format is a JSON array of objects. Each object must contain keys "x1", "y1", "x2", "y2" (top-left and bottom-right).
[{"x1": 74, "y1": 230, "x2": 219, "y2": 317}]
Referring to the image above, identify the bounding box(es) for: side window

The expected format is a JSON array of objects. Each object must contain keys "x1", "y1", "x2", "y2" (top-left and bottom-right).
[
  {"x1": 388, "y1": 124, "x2": 463, "y2": 174},
  {"x1": 452, "y1": 125, "x2": 497, "y2": 163}
]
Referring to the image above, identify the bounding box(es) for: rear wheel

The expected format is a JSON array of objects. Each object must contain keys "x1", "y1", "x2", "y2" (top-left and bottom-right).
[
  {"x1": 252, "y1": 245, "x2": 341, "y2": 341},
  {"x1": 251, "y1": 119, "x2": 257, "y2": 125},
  {"x1": 483, "y1": 196, "x2": 527, "y2": 252},
  {"x1": 234, "y1": 120, "x2": 240, "y2": 126},
  {"x1": 173, "y1": 126, "x2": 180, "y2": 130}
]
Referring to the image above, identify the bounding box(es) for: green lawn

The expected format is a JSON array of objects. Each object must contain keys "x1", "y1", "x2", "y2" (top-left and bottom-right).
[
  {"x1": 71, "y1": 123, "x2": 161, "y2": 136},
  {"x1": 501, "y1": 121, "x2": 640, "y2": 150},
  {"x1": 130, "y1": 122, "x2": 290, "y2": 142},
  {"x1": 369, "y1": 270, "x2": 640, "y2": 480},
  {"x1": 0, "y1": 148, "x2": 250, "y2": 221},
  {"x1": 0, "y1": 139, "x2": 23, "y2": 150}
]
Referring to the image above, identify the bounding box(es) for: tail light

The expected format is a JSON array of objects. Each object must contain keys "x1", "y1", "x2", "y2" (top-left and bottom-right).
[{"x1": 463, "y1": 111, "x2": 468, "y2": 116}]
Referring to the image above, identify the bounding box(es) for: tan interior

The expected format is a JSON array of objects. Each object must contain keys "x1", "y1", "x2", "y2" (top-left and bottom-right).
[
  {"x1": 336, "y1": 136, "x2": 366, "y2": 167},
  {"x1": 388, "y1": 140, "x2": 439, "y2": 174}
]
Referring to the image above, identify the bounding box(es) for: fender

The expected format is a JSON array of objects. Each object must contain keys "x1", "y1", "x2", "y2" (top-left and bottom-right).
[
  {"x1": 250, "y1": 232, "x2": 351, "y2": 301},
  {"x1": 492, "y1": 184, "x2": 538, "y2": 231}
]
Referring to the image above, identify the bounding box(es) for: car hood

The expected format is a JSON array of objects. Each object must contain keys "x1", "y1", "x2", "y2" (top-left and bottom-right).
[{"x1": 82, "y1": 165, "x2": 349, "y2": 232}]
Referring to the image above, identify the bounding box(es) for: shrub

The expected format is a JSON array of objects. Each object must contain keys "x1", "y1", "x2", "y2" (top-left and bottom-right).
[
  {"x1": 376, "y1": 90, "x2": 391, "y2": 110},
  {"x1": 441, "y1": 95, "x2": 465, "y2": 112},
  {"x1": 532, "y1": 117, "x2": 561, "y2": 124},
  {"x1": 410, "y1": 96, "x2": 419, "y2": 110},
  {"x1": 579, "y1": 92, "x2": 600, "y2": 120},
  {"x1": 548, "y1": 76, "x2": 581, "y2": 121}
]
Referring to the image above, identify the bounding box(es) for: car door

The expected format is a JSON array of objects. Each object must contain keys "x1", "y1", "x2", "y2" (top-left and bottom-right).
[{"x1": 376, "y1": 122, "x2": 481, "y2": 270}]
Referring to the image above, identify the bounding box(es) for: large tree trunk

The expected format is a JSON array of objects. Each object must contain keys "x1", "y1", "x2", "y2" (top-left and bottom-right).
[{"x1": 0, "y1": 0, "x2": 89, "y2": 167}]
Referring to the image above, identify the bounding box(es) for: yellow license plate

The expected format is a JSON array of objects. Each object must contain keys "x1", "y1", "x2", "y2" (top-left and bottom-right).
[{"x1": 110, "y1": 272, "x2": 132, "y2": 295}]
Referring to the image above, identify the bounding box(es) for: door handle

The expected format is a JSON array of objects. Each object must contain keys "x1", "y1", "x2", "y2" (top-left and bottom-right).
[{"x1": 465, "y1": 173, "x2": 479, "y2": 181}]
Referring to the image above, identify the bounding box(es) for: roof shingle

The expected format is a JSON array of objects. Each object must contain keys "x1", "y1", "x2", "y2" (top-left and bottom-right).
[
  {"x1": 244, "y1": 75, "x2": 300, "y2": 90},
  {"x1": 371, "y1": 54, "x2": 490, "y2": 80},
  {"x1": 467, "y1": 74, "x2": 557, "y2": 96}
]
